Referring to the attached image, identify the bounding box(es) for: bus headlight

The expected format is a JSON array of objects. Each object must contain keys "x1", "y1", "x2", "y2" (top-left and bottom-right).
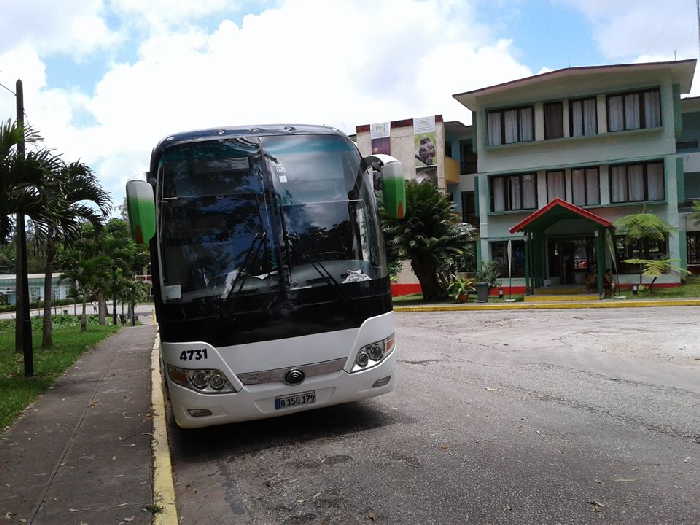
[
  {"x1": 350, "y1": 333, "x2": 395, "y2": 373},
  {"x1": 167, "y1": 365, "x2": 236, "y2": 394}
]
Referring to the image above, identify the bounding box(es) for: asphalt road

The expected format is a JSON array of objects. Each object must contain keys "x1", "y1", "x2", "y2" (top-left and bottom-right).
[{"x1": 169, "y1": 307, "x2": 700, "y2": 524}]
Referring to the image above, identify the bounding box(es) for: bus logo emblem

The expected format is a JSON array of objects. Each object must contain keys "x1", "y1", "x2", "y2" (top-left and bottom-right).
[{"x1": 285, "y1": 368, "x2": 305, "y2": 385}]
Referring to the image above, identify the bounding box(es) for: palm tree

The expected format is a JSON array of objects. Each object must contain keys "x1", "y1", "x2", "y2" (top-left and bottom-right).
[
  {"x1": 383, "y1": 181, "x2": 473, "y2": 301},
  {"x1": 39, "y1": 161, "x2": 110, "y2": 346},
  {"x1": 0, "y1": 119, "x2": 61, "y2": 353},
  {"x1": 0, "y1": 120, "x2": 58, "y2": 242}
]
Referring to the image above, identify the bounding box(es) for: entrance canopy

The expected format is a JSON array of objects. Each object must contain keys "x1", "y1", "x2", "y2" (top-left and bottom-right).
[
  {"x1": 508, "y1": 199, "x2": 614, "y2": 296},
  {"x1": 509, "y1": 198, "x2": 613, "y2": 234}
]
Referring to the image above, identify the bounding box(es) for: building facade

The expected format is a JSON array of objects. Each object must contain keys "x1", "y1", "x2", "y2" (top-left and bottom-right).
[
  {"x1": 453, "y1": 59, "x2": 696, "y2": 293},
  {"x1": 0, "y1": 274, "x2": 70, "y2": 305},
  {"x1": 354, "y1": 116, "x2": 477, "y2": 294}
]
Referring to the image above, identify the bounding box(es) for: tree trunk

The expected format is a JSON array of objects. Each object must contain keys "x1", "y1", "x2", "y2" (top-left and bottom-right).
[
  {"x1": 97, "y1": 291, "x2": 107, "y2": 325},
  {"x1": 81, "y1": 299, "x2": 87, "y2": 332},
  {"x1": 411, "y1": 256, "x2": 444, "y2": 302},
  {"x1": 41, "y1": 238, "x2": 56, "y2": 348}
]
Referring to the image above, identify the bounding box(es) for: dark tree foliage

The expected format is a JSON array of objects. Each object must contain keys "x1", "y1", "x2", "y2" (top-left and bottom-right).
[{"x1": 382, "y1": 181, "x2": 473, "y2": 301}]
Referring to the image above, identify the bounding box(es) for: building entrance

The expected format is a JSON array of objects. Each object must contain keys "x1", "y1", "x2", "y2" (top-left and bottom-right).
[{"x1": 547, "y1": 236, "x2": 596, "y2": 286}]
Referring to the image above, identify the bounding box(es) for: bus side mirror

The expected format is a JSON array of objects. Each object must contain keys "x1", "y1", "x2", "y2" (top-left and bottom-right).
[
  {"x1": 364, "y1": 154, "x2": 406, "y2": 219},
  {"x1": 381, "y1": 160, "x2": 406, "y2": 219},
  {"x1": 126, "y1": 180, "x2": 156, "y2": 245}
]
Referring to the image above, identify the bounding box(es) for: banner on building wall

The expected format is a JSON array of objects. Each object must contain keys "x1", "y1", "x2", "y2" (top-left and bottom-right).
[
  {"x1": 370, "y1": 122, "x2": 391, "y2": 155},
  {"x1": 413, "y1": 115, "x2": 438, "y2": 185}
]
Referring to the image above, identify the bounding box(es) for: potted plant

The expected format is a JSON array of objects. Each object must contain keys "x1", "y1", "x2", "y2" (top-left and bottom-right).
[
  {"x1": 474, "y1": 261, "x2": 499, "y2": 303},
  {"x1": 448, "y1": 278, "x2": 475, "y2": 303}
]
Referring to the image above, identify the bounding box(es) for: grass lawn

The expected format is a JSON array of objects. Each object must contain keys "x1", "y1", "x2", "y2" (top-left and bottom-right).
[
  {"x1": 613, "y1": 275, "x2": 700, "y2": 299},
  {"x1": 0, "y1": 316, "x2": 120, "y2": 431}
]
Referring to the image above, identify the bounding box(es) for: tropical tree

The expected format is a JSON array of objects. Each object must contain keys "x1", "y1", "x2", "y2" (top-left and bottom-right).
[
  {"x1": 1, "y1": 119, "x2": 62, "y2": 353},
  {"x1": 614, "y1": 211, "x2": 677, "y2": 293},
  {"x1": 38, "y1": 161, "x2": 110, "y2": 346},
  {"x1": 383, "y1": 181, "x2": 473, "y2": 301},
  {"x1": 0, "y1": 120, "x2": 58, "y2": 242},
  {"x1": 58, "y1": 228, "x2": 111, "y2": 331},
  {"x1": 59, "y1": 219, "x2": 148, "y2": 328}
]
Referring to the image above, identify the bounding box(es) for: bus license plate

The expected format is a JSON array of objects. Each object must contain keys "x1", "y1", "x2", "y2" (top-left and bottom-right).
[{"x1": 275, "y1": 390, "x2": 316, "y2": 410}]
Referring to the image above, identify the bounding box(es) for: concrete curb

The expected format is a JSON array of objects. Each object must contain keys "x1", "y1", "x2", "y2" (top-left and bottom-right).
[
  {"x1": 394, "y1": 299, "x2": 700, "y2": 312},
  {"x1": 151, "y1": 333, "x2": 179, "y2": 524}
]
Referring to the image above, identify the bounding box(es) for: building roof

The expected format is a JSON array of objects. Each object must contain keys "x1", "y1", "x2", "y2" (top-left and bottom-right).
[
  {"x1": 454, "y1": 59, "x2": 696, "y2": 109},
  {"x1": 356, "y1": 115, "x2": 443, "y2": 134},
  {"x1": 0, "y1": 273, "x2": 64, "y2": 281},
  {"x1": 681, "y1": 95, "x2": 700, "y2": 113},
  {"x1": 509, "y1": 199, "x2": 613, "y2": 234},
  {"x1": 443, "y1": 120, "x2": 472, "y2": 138}
]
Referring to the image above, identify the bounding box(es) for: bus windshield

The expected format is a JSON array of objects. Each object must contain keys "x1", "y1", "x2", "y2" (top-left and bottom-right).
[
  {"x1": 157, "y1": 134, "x2": 386, "y2": 303},
  {"x1": 261, "y1": 134, "x2": 387, "y2": 291}
]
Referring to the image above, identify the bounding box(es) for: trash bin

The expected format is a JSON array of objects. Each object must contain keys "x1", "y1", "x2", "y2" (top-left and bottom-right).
[{"x1": 476, "y1": 282, "x2": 490, "y2": 303}]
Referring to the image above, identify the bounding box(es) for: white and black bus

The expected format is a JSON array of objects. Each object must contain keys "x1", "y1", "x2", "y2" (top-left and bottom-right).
[{"x1": 127, "y1": 124, "x2": 406, "y2": 428}]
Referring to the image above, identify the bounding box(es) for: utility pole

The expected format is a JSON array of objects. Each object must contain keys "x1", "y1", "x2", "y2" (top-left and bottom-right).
[{"x1": 14, "y1": 79, "x2": 33, "y2": 376}]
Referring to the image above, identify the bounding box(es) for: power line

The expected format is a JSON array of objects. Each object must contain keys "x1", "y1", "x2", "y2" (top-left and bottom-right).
[{"x1": 0, "y1": 80, "x2": 16, "y2": 96}]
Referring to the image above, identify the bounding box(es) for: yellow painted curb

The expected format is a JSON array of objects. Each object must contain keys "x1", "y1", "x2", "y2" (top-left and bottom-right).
[
  {"x1": 394, "y1": 299, "x2": 700, "y2": 312},
  {"x1": 151, "y1": 333, "x2": 179, "y2": 525}
]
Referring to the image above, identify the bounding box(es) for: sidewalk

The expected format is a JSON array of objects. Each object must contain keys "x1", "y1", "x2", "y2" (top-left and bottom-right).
[{"x1": 0, "y1": 324, "x2": 156, "y2": 525}]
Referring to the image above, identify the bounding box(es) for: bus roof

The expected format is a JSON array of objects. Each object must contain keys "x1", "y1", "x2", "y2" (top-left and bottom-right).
[{"x1": 149, "y1": 124, "x2": 345, "y2": 175}]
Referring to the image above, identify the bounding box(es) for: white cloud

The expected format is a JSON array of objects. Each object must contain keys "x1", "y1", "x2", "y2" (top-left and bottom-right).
[
  {"x1": 559, "y1": 0, "x2": 698, "y2": 62},
  {"x1": 0, "y1": 0, "x2": 533, "y2": 203},
  {"x1": 0, "y1": 0, "x2": 120, "y2": 58},
  {"x1": 110, "y1": 0, "x2": 237, "y2": 26}
]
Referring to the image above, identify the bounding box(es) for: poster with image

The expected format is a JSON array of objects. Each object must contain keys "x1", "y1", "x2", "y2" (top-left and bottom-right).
[
  {"x1": 370, "y1": 122, "x2": 391, "y2": 155},
  {"x1": 413, "y1": 116, "x2": 437, "y2": 169}
]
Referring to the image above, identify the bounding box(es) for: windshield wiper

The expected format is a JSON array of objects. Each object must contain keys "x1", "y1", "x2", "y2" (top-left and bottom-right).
[{"x1": 224, "y1": 231, "x2": 267, "y2": 300}]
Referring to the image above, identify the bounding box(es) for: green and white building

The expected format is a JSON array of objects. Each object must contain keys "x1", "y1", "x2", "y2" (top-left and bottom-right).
[
  {"x1": 0, "y1": 274, "x2": 70, "y2": 305},
  {"x1": 451, "y1": 58, "x2": 698, "y2": 295}
]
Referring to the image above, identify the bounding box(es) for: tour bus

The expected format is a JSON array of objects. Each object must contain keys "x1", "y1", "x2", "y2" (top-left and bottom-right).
[{"x1": 126, "y1": 124, "x2": 406, "y2": 428}]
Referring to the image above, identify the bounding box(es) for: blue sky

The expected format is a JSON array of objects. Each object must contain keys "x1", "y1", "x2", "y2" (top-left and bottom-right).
[{"x1": 0, "y1": 0, "x2": 698, "y2": 206}]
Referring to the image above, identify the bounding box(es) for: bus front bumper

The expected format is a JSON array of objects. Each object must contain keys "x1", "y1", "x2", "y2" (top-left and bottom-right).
[{"x1": 166, "y1": 348, "x2": 396, "y2": 429}]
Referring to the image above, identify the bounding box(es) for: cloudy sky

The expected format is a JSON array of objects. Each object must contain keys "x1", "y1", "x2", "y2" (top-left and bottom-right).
[{"x1": 1, "y1": 0, "x2": 699, "y2": 207}]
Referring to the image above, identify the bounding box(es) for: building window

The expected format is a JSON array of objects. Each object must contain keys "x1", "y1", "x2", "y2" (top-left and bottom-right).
[
  {"x1": 615, "y1": 236, "x2": 667, "y2": 274},
  {"x1": 491, "y1": 240, "x2": 525, "y2": 277},
  {"x1": 685, "y1": 172, "x2": 700, "y2": 200},
  {"x1": 607, "y1": 88, "x2": 661, "y2": 132},
  {"x1": 459, "y1": 140, "x2": 477, "y2": 173},
  {"x1": 487, "y1": 106, "x2": 534, "y2": 146},
  {"x1": 544, "y1": 101, "x2": 564, "y2": 139},
  {"x1": 445, "y1": 141, "x2": 453, "y2": 158},
  {"x1": 676, "y1": 139, "x2": 699, "y2": 151},
  {"x1": 461, "y1": 191, "x2": 477, "y2": 226},
  {"x1": 491, "y1": 173, "x2": 537, "y2": 212},
  {"x1": 571, "y1": 167, "x2": 600, "y2": 206},
  {"x1": 609, "y1": 161, "x2": 664, "y2": 203},
  {"x1": 570, "y1": 97, "x2": 597, "y2": 137},
  {"x1": 688, "y1": 232, "x2": 700, "y2": 265},
  {"x1": 546, "y1": 170, "x2": 566, "y2": 201}
]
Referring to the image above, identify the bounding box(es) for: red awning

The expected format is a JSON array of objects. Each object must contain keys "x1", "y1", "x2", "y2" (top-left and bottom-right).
[{"x1": 509, "y1": 198, "x2": 613, "y2": 234}]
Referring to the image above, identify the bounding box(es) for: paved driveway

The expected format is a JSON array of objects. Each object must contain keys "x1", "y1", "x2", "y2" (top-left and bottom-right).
[{"x1": 169, "y1": 307, "x2": 700, "y2": 524}]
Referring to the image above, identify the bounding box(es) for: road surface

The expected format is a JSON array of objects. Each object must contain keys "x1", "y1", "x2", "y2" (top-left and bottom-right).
[{"x1": 169, "y1": 307, "x2": 700, "y2": 524}]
